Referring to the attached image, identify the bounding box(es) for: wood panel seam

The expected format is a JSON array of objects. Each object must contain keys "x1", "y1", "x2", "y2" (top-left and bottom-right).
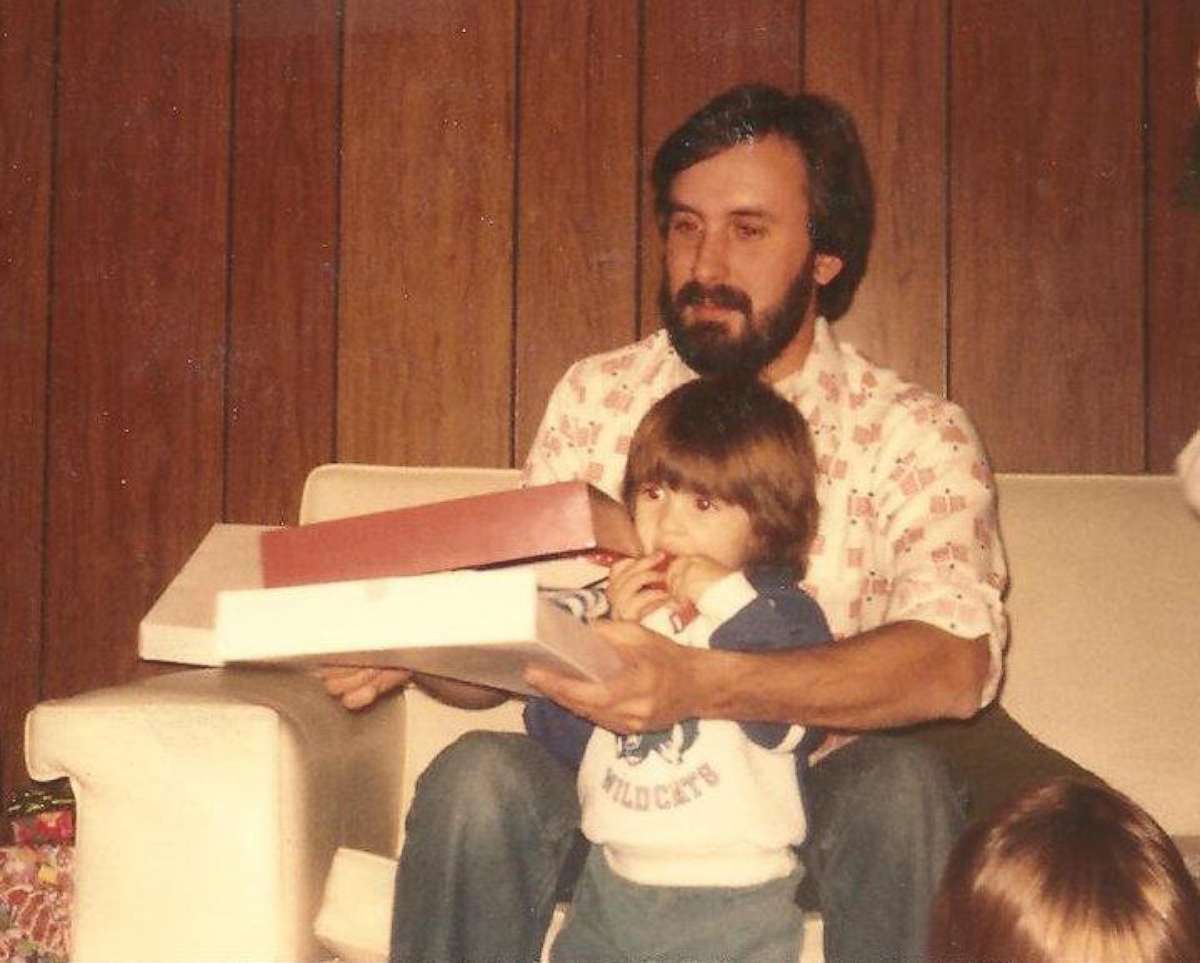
[
  {"x1": 222, "y1": 0, "x2": 240, "y2": 521},
  {"x1": 37, "y1": 0, "x2": 66, "y2": 712}
]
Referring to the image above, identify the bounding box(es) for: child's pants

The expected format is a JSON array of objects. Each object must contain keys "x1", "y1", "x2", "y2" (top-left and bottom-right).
[{"x1": 551, "y1": 847, "x2": 806, "y2": 963}]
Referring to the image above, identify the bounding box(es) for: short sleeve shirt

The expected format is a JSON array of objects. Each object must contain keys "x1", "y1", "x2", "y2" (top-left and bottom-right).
[{"x1": 523, "y1": 318, "x2": 1008, "y2": 704}]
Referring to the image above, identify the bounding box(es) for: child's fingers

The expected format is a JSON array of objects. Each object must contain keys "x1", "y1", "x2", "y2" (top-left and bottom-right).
[
  {"x1": 609, "y1": 578, "x2": 661, "y2": 619},
  {"x1": 611, "y1": 552, "x2": 665, "y2": 579},
  {"x1": 664, "y1": 555, "x2": 727, "y2": 603},
  {"x1": 608, "y1": 556, "x2": 639, "y2": 583},
  {"x1": 611, "y1": 582, "x2": 670, "y2": 621},
  {"x1": 628, "y1": 592, "x2": 671, "y2": 622},
  {"x1": 609, "y1": 553, "x2": 666, "y2": 594},
  {"x1": 608, "y1": 554, "x2": 670, "y2": 620}
]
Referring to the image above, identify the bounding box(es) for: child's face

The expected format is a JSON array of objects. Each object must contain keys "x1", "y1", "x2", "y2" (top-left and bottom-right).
[{"x1": 632, "y1": 482, "x2": 756, "y2": 570}]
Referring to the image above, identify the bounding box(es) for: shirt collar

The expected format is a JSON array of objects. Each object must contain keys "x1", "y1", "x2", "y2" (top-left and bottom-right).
[{"x1": 768, "y1": 317, "x2": 839, "y2": 417}]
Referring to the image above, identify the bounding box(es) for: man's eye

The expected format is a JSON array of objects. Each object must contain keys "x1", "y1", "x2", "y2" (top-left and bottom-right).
[
  {"x1": 734, "y1": 222, "x2": 765, "y2": 240},
  {"x1": 670, "y1": 216, "x2": 701, "y2": 236}
]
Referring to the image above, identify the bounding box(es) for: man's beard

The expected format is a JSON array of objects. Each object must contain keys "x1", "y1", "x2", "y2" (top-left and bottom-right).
[{"x1": 661, "y1": 255, "x2": 816, "y2": 378}]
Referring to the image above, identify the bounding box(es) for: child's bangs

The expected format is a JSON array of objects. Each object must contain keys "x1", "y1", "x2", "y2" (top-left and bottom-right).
[{"x1": 632, "y1": 440, "x2": 741, "y2": 503}]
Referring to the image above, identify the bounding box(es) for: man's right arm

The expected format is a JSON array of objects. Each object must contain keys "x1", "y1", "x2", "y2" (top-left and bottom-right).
[{"x1": 526, "y1": 616, "x2": 991, "y2": 736}]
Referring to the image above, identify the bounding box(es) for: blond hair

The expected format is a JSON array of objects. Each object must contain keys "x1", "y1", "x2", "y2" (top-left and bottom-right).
[{"x1": 930, "y1": 777, "x2": 1200, "y2": 962}]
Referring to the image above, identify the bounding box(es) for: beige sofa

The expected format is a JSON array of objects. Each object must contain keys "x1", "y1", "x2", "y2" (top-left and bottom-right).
[{"x1": 24, "y1": 464, "x2": 1200, "y2": 962}]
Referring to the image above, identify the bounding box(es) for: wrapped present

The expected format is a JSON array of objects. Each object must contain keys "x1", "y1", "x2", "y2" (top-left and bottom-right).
[
  {"x1": 5, "y1": 783, "x2": 74, "y2": 846},
  {"x1": 9, "y1": 811, "x2": 73, "y2": 847},
  {"x1": 0, "y1": 844, "x2": 72, "y2": 962}
]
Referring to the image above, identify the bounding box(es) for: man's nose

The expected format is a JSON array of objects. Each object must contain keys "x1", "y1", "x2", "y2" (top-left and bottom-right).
[{"x1": 691, "y1": 230, "x2": 728, "y2": 285}]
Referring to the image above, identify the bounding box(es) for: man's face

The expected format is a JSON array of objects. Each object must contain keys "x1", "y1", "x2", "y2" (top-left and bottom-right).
[{"x1": 660, "y1": 135, "x2": 840, "y2": 381}]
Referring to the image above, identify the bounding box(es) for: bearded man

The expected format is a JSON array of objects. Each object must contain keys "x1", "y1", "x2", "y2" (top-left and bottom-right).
[{"x1": 326, "y1": 85, "x2": 1012, "y2": 963}]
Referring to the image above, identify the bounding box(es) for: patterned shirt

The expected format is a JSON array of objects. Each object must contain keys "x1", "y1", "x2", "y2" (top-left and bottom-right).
[{"x1": 523, "y1": 318, "x2": 1008, "y2": 705}]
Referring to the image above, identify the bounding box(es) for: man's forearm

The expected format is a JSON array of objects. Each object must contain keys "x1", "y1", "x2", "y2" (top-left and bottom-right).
[
  {"x1": 525, "y1": 618, "x2": 992, "y2": 736},
  {"x1": 413, "y1": 673, "x2": 510, "y2": 710},
  {"x1": 688, "y1": 621, "x2": 992, "y2": 731}
]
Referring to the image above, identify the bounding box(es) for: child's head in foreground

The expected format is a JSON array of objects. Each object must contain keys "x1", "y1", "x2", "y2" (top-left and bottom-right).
[
  {"x1": 929, "y1": 776, "x2": 1200, "y2": 963},
  {"x1": 620, "y1": 377, "x2": 818, "y2": 576}
]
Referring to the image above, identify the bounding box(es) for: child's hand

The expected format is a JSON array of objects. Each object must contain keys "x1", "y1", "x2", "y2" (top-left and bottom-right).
[
  {"x1": 607, "y1": 552, "x2": 672, "y2": 621},
  {"x1": 662, "y1": 554, "x2": 732, "y2": 606}
]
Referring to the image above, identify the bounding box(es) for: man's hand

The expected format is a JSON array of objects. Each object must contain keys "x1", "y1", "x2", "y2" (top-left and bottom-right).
[
  {"x1": 312, "y1": 666, "x2": 411, "y2": 710},
  {"x1": 313, "y1": 665, "x2": 509, "y2": 711},
  {"x1": 524, "y1": 620, "x2": 699, "y2": 734}
]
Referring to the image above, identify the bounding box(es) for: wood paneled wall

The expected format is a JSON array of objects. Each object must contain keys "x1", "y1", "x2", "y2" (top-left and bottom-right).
[{"x1": 2, "y1": 0, "x2": 1197, "y2": 805}]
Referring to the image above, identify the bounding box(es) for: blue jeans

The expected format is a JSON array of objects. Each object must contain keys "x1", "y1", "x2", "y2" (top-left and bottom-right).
[
  {"x1": 800, "y1": 733, "x2": 967, "y2": 962},
  {"x1": 389, "y1": 730, "x2": 966, "y2": 963}
]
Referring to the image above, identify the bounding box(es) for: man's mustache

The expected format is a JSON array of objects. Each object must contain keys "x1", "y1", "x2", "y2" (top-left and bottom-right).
[{"x1": 674, "y1": 281, "x2": 752, "y2": 317}]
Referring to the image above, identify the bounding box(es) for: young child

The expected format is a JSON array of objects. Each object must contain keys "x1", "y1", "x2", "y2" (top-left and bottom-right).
[
  {"x1": 524, "y1": 376, "x2": 832, "y2": 963},
  {"x1": 929, "y1": 776, "x2": 1200, "y2": 963}
]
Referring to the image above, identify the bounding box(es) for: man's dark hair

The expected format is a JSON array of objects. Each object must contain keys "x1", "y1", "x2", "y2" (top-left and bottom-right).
[{"x1": 651, "y1": 84, "x2": 875, "y2": 321}]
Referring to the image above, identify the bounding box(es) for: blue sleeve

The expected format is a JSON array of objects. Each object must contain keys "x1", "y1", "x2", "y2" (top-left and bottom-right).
[
  {"x1": 523, "y1": 697, "x2": 594, "y2": 771},
  {"x1": 708, "y1": 566, "x2": 832, "y2": 752},
  {"x1": 709, "y1": 567, "x2": 833, "y2": 652}
]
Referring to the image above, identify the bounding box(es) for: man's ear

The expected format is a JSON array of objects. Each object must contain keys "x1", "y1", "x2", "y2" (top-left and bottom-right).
[{"x1": 814, "y1": 252, "x2": 844, "y2": 286}]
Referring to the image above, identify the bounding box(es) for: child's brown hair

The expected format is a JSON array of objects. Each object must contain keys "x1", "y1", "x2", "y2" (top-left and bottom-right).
[
  {"x1": 930, "y1": 776, "x2": 1200, "y2": 963},
  {"x1": 621, "y1": 377, "x2": 819, "y2": 576}
]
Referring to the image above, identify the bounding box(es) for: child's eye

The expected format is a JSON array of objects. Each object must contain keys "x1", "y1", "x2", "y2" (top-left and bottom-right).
[
  {"x1": 693, "y1": 495, "x2": 715, "y2": 512},
  {"x1": 640, "y1": 483, "x2": 664, "y2": 500}
]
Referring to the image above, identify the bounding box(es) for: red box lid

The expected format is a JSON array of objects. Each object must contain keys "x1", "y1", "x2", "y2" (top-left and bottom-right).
[{"x1": 260, "y1": 481, "x2": 641, "y2": 588}]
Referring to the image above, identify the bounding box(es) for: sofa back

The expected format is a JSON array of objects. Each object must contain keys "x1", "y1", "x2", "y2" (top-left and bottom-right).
[
  {"x1": 299, "y1": 465, "x2": 1200, "y2": 840},
  {"x1": 995, "y1": 473, "x2": 1199, "y2": 836}
]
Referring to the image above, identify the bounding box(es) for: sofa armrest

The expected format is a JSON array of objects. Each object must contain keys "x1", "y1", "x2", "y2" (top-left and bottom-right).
[
  {"x1": 24, "y1": 667, "x2": 405, "y2": 962},
  {"x1": 312, "y1": 688, "x2": 525, "y2": 962}
]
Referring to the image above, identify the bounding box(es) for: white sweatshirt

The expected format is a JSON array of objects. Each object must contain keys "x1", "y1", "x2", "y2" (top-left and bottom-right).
[{"x1": 577, "y1": 572, "x2": 807, "y2": 888}]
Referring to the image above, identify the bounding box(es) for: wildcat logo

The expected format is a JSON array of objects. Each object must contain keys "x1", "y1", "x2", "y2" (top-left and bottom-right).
[{"x1": 615, "y1": 720, "x2": 699, "y2": 766}]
